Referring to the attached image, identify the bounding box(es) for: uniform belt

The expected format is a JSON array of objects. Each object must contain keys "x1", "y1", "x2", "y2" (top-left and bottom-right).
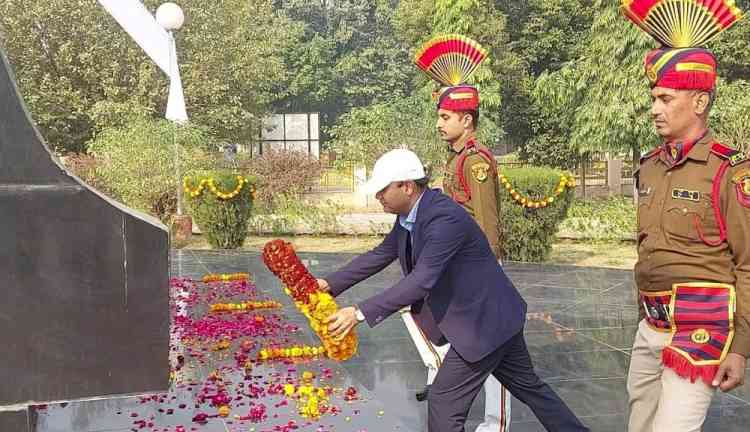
[{"x1": 639, "y1": 290, "x2": 672, "y2": 332}]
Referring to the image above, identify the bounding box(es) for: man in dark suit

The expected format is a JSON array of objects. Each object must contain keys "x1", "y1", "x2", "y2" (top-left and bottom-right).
[{"x1": 320, "y1": 149, "x2": 589, "y2": 432}]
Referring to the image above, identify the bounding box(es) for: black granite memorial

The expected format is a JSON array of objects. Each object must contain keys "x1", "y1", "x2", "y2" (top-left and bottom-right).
[
  {"x1": 0, "y1": 47, "x2": 170, "y2": 430},
  {"x1": 26, "y1": 249, "x2": 750, "y2": 432}
]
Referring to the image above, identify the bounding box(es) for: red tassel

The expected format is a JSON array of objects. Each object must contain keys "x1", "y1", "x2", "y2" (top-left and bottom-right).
[{"x1": 662, "y1": 348, "x2": 718, "y2": 387}]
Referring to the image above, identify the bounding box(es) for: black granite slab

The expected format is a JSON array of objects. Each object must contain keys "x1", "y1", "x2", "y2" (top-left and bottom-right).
[
  {"x1": 0, "y1": 408, "x2": 31, "y2": 432},
  {"x1": 28, "y1": 250, "x2": 750, "y2": 432},
  {"x1": 0, "y1": 45, "x2": 169, "y2": 420}
]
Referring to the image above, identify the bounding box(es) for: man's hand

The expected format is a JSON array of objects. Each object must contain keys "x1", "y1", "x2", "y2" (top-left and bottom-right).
[
  {"x1": 712, "y1": 353, "x2": 747, "y2": 392},
  {"x1": 317, "y1": 278, "x2": 330, "y2": 292},
  {"x1": 327, "y1": 306, "x2": 359, "y2": 341}
]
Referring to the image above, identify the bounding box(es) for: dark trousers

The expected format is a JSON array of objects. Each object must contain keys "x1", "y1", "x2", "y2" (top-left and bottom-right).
[{"x1": 428, "y1": 330, "x2": 589, "y2": 432}]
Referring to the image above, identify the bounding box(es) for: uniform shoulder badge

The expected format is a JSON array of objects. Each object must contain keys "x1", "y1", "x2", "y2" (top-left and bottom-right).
[
  {"x1": 732, "y1": 170, "x2": 750, "y2": 208},
  {"x1": 471, "y1": 162, "x2": 490, "y2": 183},
  {"x1": 711, "y1": 142, "x2": 748, "y2": 166}
]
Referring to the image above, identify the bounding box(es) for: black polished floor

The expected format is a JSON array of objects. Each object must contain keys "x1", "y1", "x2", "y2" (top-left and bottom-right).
[{"x1": 32, "y1": 249, "x2": 750, "y2": 432}]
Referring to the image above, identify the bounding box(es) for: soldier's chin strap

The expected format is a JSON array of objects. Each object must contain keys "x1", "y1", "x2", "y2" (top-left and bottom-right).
[{"x1": 454, "y1": 138, "x2": 496, "y2": 204}]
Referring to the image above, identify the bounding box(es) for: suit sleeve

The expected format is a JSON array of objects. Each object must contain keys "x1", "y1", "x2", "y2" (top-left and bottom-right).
[
  {"x1": 324, "y1": 221, "x2": 399, "y2": 297},
  {"x1": 357, "y1": 213, "x2": 466, "y2": 327},
  {"x1": 724, "y1": 165, "x2": 750, "y2": 357},
  {"x1": 464, "y1": 154, "x2": 501, "y2": 258}
]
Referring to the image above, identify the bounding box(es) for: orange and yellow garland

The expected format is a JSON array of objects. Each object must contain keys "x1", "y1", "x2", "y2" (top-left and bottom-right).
[
  {"x1": 498, "y1": 173, "x2": 575, "y2": 208},
  {"x1": 202, "y1": 272, "x2": 250, "y2": 283},
  {"x1": 209, "y1": 300, "x2": 281, "y2": 313},
  {"x1": 258, "y1": 344, "x2": 327, "y2": 361},
  {"x1": 183, "y1": 175, "x2": 256, "y2": 200},
  {"x1": 262, "y1": 240, "x2": 358, "y2": 361}
]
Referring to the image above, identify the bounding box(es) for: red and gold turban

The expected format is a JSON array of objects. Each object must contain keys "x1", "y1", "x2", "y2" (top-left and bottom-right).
[
  {"x1": 621, "y1": 0, "x2": 744, "y2": 91},
  {"x1": 414, "y1": 34, "x2": 488, "y2": 111}
]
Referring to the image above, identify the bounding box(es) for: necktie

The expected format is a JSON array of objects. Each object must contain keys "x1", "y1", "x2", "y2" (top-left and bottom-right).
[{"x1": 405, "y1": 231, "x2": 414, "y2": 273}]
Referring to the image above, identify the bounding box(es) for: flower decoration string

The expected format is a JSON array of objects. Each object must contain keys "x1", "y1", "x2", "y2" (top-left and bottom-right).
[
  {"x1": 202, "y1": 272, "x2": 250, "y2": 283},
  {"x1": 183, "y1": 175, "x2": 256, "y2": 200},
  {"x1": 498, "y1": 173, "x2": 575, "y2": 208},
  {"x1": 262, "y1": 239, "x2": 358, "y2": 361},
  {"x1": 209, "y1": 300, "x2": 281, "y2": 313}
]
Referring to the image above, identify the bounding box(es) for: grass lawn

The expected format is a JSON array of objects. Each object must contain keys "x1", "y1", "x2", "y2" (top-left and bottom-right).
[{"x1": 185, "y1": 235, "x2": 637, "y2": 270}]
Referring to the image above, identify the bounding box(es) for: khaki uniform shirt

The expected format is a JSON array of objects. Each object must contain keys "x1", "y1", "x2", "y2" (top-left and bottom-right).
[
  {"x1": 443, "y1": 134, "x2": 502, "y2": 259},
  {"x1": 635, "y1": 131, "x2": 750, "y2": 357}
]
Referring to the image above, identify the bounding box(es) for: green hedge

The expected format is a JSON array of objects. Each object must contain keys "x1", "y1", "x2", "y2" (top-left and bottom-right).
[
  {"x1": 187, "y1": 172, "x2": 255, "y2": 249},
  {"x1": 87, "y1": 117, "x2": 215, "y2": 221},
  {"x1": 499, "y1": 167, "x2": 575, "y2": 262},
  {"x1": 559, "y1": 197, "x2": 636, "y2": 241}
]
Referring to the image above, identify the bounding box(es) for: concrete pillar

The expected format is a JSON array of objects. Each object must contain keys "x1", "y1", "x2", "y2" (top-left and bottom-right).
[
  {"x1": 353, "y1": 165, "x2": 368, "y2": 208},
  {"x1": 608, "y1": 159, "x2": 624, "y2": 196}
]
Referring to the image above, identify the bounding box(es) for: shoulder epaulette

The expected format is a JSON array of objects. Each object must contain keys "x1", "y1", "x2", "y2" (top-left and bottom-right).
[
  {"x1": 640, "y1": 147, "x2": 661, "y2": 164},
  {"x1": 710, "y1": 142, "x2": 747, "y2": 166}
]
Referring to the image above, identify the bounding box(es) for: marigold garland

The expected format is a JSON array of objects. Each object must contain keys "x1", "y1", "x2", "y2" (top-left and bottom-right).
[
  {"x1": 498, "y1": 173, "x2": 575, "y2": 208},
  {"x1": 257, "y1": 344, "x2": 326, "y2": 361},
  {"x1": 183, "y1": 175, "x2": 256, "y2": 200},
  {"x1": 202, "y1": 272, "x2": 250, "y2": 283},
  {"x1": 262, "y1": 239, "x2": 358, "y2": 361},
  {"x1": 209, "y1": 300, "x2": 281, "y2": 313}
]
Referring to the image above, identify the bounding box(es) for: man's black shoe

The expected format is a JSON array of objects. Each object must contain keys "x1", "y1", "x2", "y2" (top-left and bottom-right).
[{"x1": 415, "y1": 385, "x2": 430, "y2": 402}]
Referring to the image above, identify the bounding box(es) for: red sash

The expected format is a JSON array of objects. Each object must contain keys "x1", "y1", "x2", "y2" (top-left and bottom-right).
[{"x1": 662, "y1": 282, "x2": 736, "y2": 386}]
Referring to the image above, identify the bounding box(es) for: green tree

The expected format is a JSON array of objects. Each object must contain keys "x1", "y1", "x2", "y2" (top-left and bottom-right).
[
  {"x1": 495, "y1": 0, "x2": 596, "y2": 163},
  {"x1": 176, "y1": 0, "x2": 301, "y2": 144},
  {"x1": 531, "y1": 0, "x2": 750, "y2": 170},
  {"x1": 713, "y1": 79, "x2": 750, "y2": 155},
  {"x1": 532, "y1": 2, "x2": 655, "y2": 167},
  {"x1": 497, "y1": 0, "x2": 595, "y2": 76},
  {"x1": 87, "y1": 117, "x2": 215, "y2": 220},
  {"x1": 0, "y1": 0, "x2": 300, "y2": 152},
  {"x1": 0, "y1": 0, "x2": 163, "y2": 152},
  {"x1": 328, "y1": 95, "x2": 445, "y2": 172},
  {"x1": 710, "y1": 18, "x2": 750, "y2": 82},
  {"x1": 276, "y1": 0, "x2": 414, "y2": 142}
]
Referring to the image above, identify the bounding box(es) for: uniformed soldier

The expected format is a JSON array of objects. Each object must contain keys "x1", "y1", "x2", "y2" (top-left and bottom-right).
[
  {"x1": 408, "y1": 34, "x2": 511, "y2": 432},
  {"x1": 439, "y1": 95, "x2": 502, "y2": 259},
  {"x1": 621, "y1": 1, "x2": 749, "y2": 431}
]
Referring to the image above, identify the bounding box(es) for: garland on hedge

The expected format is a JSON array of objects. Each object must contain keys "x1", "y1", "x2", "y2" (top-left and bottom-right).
[
  {"x1": 262, "y1": 239, "x2": 358, "y2": 362},
  {"x1": 183, "y1": 175, "x2": 256, "y2": 200},
  {"x1": 498, "y1": 173, "x2": 575, "y2": 208}
]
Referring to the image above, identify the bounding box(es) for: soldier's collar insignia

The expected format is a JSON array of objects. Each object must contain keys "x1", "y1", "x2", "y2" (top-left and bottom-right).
[
  {"x1": 730, "y1": 152, "x2": 747, "y2": 166},
  {"x1": 670, "y1": 145, "x2": 680, "y2": 161}
]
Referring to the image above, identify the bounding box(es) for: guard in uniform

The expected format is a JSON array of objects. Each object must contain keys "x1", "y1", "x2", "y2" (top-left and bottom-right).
[
  {"x1": 621, "y1": 1, "x2": 749, "y2": 431},
  {"x1": 405, "y1": 34, "x2": 510, "y2": 432},
  {"x1": 441, "y1": 110, "x2": 502, "y2": 259}
]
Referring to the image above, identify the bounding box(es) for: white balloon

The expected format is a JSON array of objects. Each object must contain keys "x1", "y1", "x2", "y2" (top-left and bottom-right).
[{"x1": 156, "y1": 2, "x2": 184, "y2": 30}]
